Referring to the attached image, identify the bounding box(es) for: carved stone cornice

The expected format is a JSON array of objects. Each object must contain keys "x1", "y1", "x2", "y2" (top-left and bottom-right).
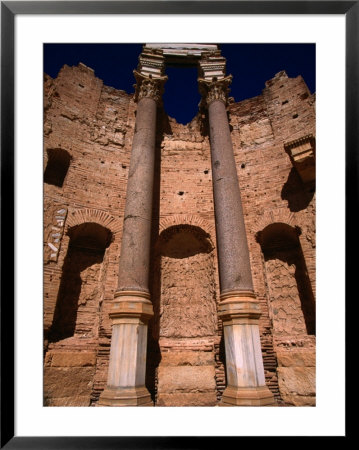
[
  {"x1": 198, "y1": 75, "x2": 233, "y2": 107},
  {"x1": 284, "y1": 134, "x2": 316, "y2": 183},
  {"x1": 198, "y1": 52, "x2": 227, "y2": 81},
  {"x1": 138, "y1": 48, "x2": 165, "y2": 77},
  {"x1": 133, "y1": 70, "x2": 168, "y2": 105}
]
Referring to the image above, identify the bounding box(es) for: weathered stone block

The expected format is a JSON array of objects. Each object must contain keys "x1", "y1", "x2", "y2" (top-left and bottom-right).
[
  {"x1": 44, "y1": 367, "x2": 95, "y2": 399},
  {"x1": 286, "y1": 394, "x2": 316, "y2": 407},
  {"x1": 157, "y1": 365, "x2": 216, "y2": 392},
  {"x1": 49, "y1": 351, "x2": 97, "y2": 367},
  {"x1": 160, "y1": 351, "x2": 214, "y2": 367},
  {"x1": 277, "y1": 367, "x2": 315, "y2": 405},
  {"x1": 276, "y1": 350, "x2": 315, "y2": 367},
  {"x1": 157, "y1": 392, "x2": 217, "y2": 406},
  {"x1": 45, "y1": 395, "x2": 91, "y2": 407}
]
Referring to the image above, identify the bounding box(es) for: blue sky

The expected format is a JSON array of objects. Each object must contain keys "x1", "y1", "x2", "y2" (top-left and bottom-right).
[{"x1": 44, "y1": 43, "x2": 315, "y2": 124}]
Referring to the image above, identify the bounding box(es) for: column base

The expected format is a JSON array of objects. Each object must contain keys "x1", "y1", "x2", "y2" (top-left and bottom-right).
[
  {"x1": 220, "y1": 385, "x2": 275, "y2": 406},
  {"x1": 98, "y1": 386, "x2": 153, "y2": 407}
]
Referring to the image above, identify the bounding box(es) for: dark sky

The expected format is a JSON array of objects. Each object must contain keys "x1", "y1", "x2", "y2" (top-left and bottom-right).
[{"x1": 44, "y1": 43, "x2": 315, "y2": 124}]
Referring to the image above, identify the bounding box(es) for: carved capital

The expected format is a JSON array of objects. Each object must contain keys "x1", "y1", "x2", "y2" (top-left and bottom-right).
[
  {"x1": 134, "y1": 70, "x2": 167, "y2": 105},
  {"x1": 198, "y1": 75, "x2": 233, "y2": 107}
]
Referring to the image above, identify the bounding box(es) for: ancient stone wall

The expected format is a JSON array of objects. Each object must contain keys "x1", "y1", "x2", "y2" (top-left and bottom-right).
[
  {"x1": 43, "y1": 63, "x2": 134, "y2": 406},
  {"x1": 229, "y1": 71, "x2": 316, "y2": 405},
  {"x1": 44, "y1": 64, "x2": 315, "y2": 406}
]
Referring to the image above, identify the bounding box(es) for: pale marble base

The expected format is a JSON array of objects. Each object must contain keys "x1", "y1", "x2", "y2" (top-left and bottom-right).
[
  {"x1": 220, "y1": 385, "x2": 274, "y2": 406},
  {"x1": 106, "y1": 320, "x2": 148, "y2": 388},
  {"x1": 99, "y1": 386, "x2": 153, "y2": 406},
  {"x1": 99, "y1": 291, "x2": 154, "y2": 407},
  {"x1": 219, "y1": 292, "x2": 274, "y2": 406},
  {"x1": 223, "y1": 322, "x2": 266, "y2": 387}
]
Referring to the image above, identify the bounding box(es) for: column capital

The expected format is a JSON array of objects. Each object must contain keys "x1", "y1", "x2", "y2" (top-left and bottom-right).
[
  {"x1": 133, "y1": 70, "x2": 168, "y2": 105},
  {"x1": 198, "y1": 75, "x2": 233, "y2": 107}
]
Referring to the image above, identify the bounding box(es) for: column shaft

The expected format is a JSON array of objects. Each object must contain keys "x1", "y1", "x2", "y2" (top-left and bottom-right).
[
  {"x1": 117, "y1": 97, "x2": 157, "y2": 292},
  {"x1": 200, "y1": 75, "x2": 274, "y2": 406},
  {"x1": 100, "y1": 71, "x2": 166, "y2": 406},
  {"x1": 208, "y1": 99, "x2": 253, "y2": 293}
]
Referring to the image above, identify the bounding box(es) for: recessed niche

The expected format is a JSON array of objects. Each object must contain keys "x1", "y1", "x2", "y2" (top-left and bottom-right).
[{"x1": 44, "y1": 148, "x2": 71, "y2": 187}]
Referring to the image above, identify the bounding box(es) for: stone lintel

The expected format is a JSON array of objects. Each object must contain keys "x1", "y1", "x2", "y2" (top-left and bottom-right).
[
  {"x1": 99, "y1": 386, "x2": 153, "y2": 407},
  {"x1": 144, "y1": 44, "x2": 219, "y2": 66},
  {"x1": 220, "y1": 385, "x2": 275, "y2": 406},
  {"x1": 145, "y1": 43, "x2": 219, "y2": 54}
]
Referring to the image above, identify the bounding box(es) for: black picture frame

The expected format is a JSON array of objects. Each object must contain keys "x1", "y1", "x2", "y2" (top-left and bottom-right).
[{"x1": 1, "y1": 1, "x2": 355, "y2": 447}]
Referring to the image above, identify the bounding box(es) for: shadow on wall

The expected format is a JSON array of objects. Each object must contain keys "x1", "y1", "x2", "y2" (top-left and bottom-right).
[
  {"x1": 281, "y1": 167, "x2": 315, "y2": 212},
  {"x1": 48, "y1": 222, "x2": 112, "y2": 343},
  {"x1": 257, "y1": 222, "x2": 315, "y2": 336},
  {"x1": 160, "y1": 226, "x2": 213, "y2": 259},
  {"x1": 44, "y1": 148, "x2": 72, "y2": 188}
]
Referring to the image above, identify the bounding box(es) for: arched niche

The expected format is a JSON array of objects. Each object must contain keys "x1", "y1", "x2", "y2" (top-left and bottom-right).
[
  {"x1": 257, "y1": 222, "x2": 315, "y2": 336},
  {"x1": 156, "y1": 224, "x2": 217, "y2": 339},
  {"x1": 150, "y1": 224, "x2": 218, "y2": 406},
  {"x1": 48, "y1": 222, "x2": 112, "y2": 343},
  {"x1": 44, "y1": 148, "x2": 71, "y2": 187}
]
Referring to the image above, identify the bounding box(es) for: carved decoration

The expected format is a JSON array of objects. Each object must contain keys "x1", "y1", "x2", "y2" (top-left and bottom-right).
[
  {"x1": 198, "y1": 75, "x2": 233, "y2": 107},
  {"x1": 138, "y1": 48, "x2": 166, "y2": 78},
  {"x1": 133, "y1": 71, "x2": 167, "y2": 105},
  {"x1": 199, "y1": 52, "x2": 227, "y2": 81},
  {"x1": 44, "y1": 205, "x2": 68, "y2": 262},
  {"x1": 284, "y1": 134, "x2": 316, "y2": 183}
]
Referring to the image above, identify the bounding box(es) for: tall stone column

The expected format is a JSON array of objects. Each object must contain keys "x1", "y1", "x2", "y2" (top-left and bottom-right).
[
  {"x1": 199, "y1": 75, "x2": 274, "y2": 406},
  {"x1": 99, "y1": 70, "x2": 167, "y2": 406}
]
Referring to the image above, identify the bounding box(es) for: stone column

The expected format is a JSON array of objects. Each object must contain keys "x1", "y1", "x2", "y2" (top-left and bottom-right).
[
  {"x1": 99, "y1": 71, "x2": 166, "y2": 406},
  {"x1": 199, "y1": 76, "x2": 274, "y2": 406}
]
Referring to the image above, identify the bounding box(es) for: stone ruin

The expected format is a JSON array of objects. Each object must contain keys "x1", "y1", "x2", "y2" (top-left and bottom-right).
[{"x1": 43, "y1": 44, "x2": 316, "y2": 407}]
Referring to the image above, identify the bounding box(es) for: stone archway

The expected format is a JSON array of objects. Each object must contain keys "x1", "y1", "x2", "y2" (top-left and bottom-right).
[{"x1": 65, "y1": 208, "x2": 123, "y2": 236}]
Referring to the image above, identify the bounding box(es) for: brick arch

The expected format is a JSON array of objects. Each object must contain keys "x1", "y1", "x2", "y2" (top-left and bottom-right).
[
  {"x1": 65, "y1": 208, "x2": 123, "y2": 238},
  {"x1": 159, "y1": 214, "x2": 215, "y2": 246},
  {"x1": 253, "y1": 209, "x2": 297, "y2": 235}
]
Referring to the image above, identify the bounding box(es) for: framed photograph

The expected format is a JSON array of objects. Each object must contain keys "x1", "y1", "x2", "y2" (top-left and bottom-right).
[{"x1": 2, "y1": 1, "x2": 354, "y2": 447}]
